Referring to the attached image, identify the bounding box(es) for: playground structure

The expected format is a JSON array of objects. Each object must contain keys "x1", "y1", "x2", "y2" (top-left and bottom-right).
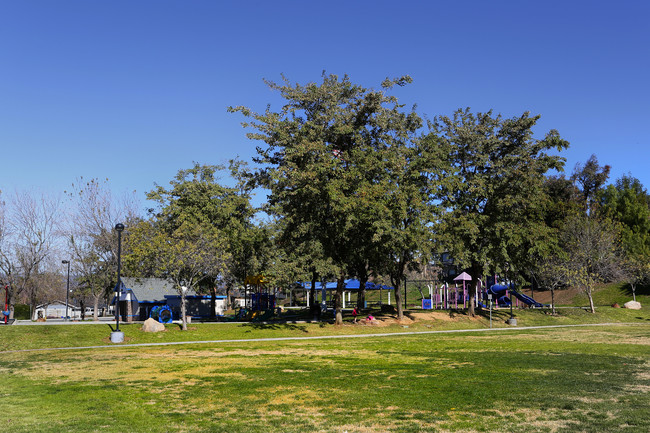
[
  {"x1": 479, "y1": 283, "x2": 545, "y2": 309},
  {"x1": 245, "y1": 274, "x2": 276, "y2": 312},
  {"x1": 422, "y1": 272, "x2": 546, "y2": 311}
]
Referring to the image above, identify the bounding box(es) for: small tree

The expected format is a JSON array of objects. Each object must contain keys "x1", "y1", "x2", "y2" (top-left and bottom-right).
[
  {"x1": 534, "y1": 252, "x2": 569, "y2": 315},
  {"x1": 146, "y1": 162, "x2": 261, "y2": 316},
  {"x1": 0, "y1": 191, "x2": 60, "y2": 318},
  {"x1": 65, "y1": 178, "x2": 139, "y2": 320},
  {"x1": 125, "y1": 220, "x2": 228, "y2": 330},
  {"x1": 561, "y1": 215, "x2": 621, "y2": 313}
]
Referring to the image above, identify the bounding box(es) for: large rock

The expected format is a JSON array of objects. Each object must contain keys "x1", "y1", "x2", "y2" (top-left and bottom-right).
[
  {"x1": 623, "y1": 301, "x2": 642, "y2": 310},
  {"x1": 142, "y1": 317, "x2": 166, "y2": 332}
]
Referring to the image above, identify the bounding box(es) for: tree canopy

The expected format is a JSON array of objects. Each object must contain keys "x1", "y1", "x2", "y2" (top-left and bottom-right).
[
  {"x1": 431, "y1": 108, "x2": 569, "y2": 315},
  {"x1": 230, "y1": 73, "x2": 431, "y2": 322}
]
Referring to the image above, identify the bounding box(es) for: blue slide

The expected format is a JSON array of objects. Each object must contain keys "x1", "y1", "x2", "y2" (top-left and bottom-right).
[
  {"x1": 509, "y1": 289, "x2": 545, "y2": 308},
  {"x1": 489, "y1": 284, "x2": 545, "y2": 308}
]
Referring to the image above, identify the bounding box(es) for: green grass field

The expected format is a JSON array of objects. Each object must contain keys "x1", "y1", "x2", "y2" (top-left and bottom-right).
[{"x1": 1, "y1": 305, "x2": 649, "y2": 432}]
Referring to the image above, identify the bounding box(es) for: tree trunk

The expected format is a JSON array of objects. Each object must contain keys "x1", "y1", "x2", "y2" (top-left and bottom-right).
[
  {"x1": 550, "y1": 288, "x2": 556, "y2": 315},
  {"x1": 93, "y1": 296, "x2": 100, "y2": 321},
  {"x1": 335, "y1": 275, "x2": 345, "y2": 325},
  {"x1": 468, "y1": 295, "x2": 476, "y2": 317},
  {"x1": 7, "y1": 286, "x2": 15, "y2": 319},
  {"x1": 468, "y1": 263, "x2": 482, "y2": 317},
  {"x1": 181, "y1": 291, "x2": 188, "y2": 330},
  {"x1": 393, "y1": 279, "x2": 403, "y2": 320},
  {"x1": 586, "y1": 286, "x2": 595, "y2": 313},
  {"x1": 309, "y1": 273, "x2": 318, "y2": 319},
  {"x1": 358, "y1": 276, "x2": 367, "y2": 310},
  {"x1": 210, "y1": 286, "x2": 216, "y2": 319}
]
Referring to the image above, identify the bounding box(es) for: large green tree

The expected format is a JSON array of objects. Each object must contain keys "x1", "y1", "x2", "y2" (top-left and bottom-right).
[
  {"x1": 230, "y1": 74, "x2": 426, "y2": 323},
  {"x1": 600, "y1": 175, "x2": 650, "y2": 299},
  {"x1": 432, "y1": 108, "x2": 569, "y2": 316}
]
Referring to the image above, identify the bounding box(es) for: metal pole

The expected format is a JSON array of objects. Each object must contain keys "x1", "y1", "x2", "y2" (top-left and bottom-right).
[
  {"x1": 115, "y1": 223, "x2": 124, "y2": 332},
  {"x1": 62, "y1": 260, "x2": 70, "y2": 321},
  {"x1": 65, "y1": 261, "x2": 70, "y2": 320}
]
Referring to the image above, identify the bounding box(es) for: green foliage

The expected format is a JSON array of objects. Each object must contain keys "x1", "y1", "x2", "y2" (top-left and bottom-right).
[
  {"x1": 130, "y1": 161, "x2": 266, "y2": 288},
  {"x1": 599, "y1": 175, "x2": 650, "y2": 290},
  {"x1": 431, "y1": 108, "x2": 569, "y2": 313},
  {"x1": 12, "y1": 303, "x2": 30, "y2": 320},
  {"x1": 230, "y1": 74, "x2": 433, "y2": 321},
  {"x1": 571, "y1": 154, "x2": 611, "y2": 213},
  {"x1": 542, "y1": 175, "x2": 581, "y2": 229}
]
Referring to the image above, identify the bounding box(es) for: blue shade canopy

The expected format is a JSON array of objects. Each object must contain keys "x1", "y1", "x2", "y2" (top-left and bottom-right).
[{"x1": 297, "y1": 279, "x2": 388, "y2": 290}]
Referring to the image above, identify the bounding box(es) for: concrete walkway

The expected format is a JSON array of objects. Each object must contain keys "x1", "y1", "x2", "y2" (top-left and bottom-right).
[{"x1": 3, "y1": 322, "x2": 645, "y2": 354}]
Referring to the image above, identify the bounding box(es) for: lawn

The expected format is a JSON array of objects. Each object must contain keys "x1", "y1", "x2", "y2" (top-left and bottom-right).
[
  {"x1": 2, "y1": 306, "x2": 650, "y2": 351},
  {"x1": 1, "y1": 314, "x2": 649, "y2": 432}
]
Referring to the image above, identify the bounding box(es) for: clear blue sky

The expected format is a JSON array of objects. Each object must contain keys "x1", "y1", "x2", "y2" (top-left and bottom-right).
[{"x1": 2, "y1": 0, "x2": 649, "y2": 210}]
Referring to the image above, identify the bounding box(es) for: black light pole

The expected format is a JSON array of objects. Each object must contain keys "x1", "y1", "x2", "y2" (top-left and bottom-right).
[
  {"x1": 114, "y1": 223, "x2": 125, "y2": 333},
  {"x1": 62, "y1": 260, "x2": 70, "y2": 321}
]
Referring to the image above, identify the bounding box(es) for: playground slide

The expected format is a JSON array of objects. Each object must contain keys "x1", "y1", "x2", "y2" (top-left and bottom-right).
[
  {"x1": 509, "y1": 289, "x2": 545, "y2": 308},
  {"x1": 479, "y1": 296, "x2": 511, "y2": 308}
]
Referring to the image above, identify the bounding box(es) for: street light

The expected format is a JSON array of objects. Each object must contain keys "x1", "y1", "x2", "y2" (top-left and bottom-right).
[
  {"x1": 111, "y1": 223, "x2": 125, "y2": 343},
  {"x1": 62, "y1": 260, "x2": 70, "y2": 321}
]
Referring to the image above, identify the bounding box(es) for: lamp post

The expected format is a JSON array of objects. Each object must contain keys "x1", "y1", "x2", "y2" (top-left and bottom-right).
[
  {"x1": 62, "y1": 260, "x2": 70, "y2": 321},
  {"x1": 111, "y1": 223, "x2": 125, "y2": 343}
]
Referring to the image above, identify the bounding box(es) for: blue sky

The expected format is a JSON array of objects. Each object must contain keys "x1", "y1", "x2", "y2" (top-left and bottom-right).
[{"x1": 1, "y1": 0, "x2": 649, "y2": 210}]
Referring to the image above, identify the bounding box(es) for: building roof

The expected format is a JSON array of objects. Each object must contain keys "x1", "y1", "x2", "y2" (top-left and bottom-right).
[
  {"x1": 35, "y1": 301, "x2": 79, "y2": 309},
  {"x1": 122, "y1": 277, "x2": 198, "y2": 303}
]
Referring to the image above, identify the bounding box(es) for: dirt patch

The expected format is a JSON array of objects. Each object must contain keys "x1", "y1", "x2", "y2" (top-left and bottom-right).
[
  {"x1": 406, "y1": 311, "x2": 470, "y2": 322},
  {"x1": 360, "y1": 310, "x2": 480, "y2": 326}
]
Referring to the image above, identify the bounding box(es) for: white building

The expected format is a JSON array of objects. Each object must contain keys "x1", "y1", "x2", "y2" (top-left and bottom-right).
[{"x1": 33, "y1": 301, "x2": 81, "y2": 320}]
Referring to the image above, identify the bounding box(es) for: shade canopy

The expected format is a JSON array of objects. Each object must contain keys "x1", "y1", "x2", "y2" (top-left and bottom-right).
[
  {"x1": 298, "y1": 279, "x2": 390, "y2": 290},
  {"x1": 453, "y1": 272, "x2": 472, "y2": 281}
]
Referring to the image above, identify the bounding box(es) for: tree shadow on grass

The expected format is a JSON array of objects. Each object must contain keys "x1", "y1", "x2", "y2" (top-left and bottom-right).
[
  {"x1": 476, "y1": 308, "x2": 514, "y2": 323},
  {"x1": 242, "y1": 322, "x2": 310, "y2": 333},
  {"x1": 621, "y1": 282, "x2": 650, "y2": 296}
]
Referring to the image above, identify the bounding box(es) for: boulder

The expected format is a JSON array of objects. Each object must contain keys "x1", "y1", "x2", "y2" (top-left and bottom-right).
[
  {"x1": 611, "y1": 303, "x2": 620, "y2": 308},
  {"x1": 142, "y1": 317, "x2": 166, "y2": 332},
  {"x1": 623, "y1": 301, "x2": 642, "y2": 310}
]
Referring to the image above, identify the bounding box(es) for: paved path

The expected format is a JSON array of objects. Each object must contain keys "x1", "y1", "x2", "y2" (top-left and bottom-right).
[{"x1": 3, "y1": 322, "x2": 646, "y2": 354}]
